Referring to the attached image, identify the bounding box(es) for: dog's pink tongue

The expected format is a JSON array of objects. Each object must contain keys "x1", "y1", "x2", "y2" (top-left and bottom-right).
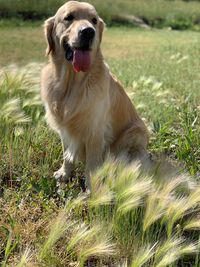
[{"x1": 73, "y1": 50, "x2": 91, "y2": 72}]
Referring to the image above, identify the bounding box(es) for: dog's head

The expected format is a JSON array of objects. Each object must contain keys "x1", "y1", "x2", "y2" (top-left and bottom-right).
[{"x1": 44, "y1": 1, "x2": 104, "y2": 72}]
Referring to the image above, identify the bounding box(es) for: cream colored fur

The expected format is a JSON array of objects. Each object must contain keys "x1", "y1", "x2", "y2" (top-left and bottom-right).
[{"x1": 41, "y1": 1, "x2": 149, "y2": 190}]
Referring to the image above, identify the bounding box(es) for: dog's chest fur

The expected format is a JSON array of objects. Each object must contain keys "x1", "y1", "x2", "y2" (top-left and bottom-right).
[{"x1": 43, "y1": 70, "x2": 112, "y2": 148}]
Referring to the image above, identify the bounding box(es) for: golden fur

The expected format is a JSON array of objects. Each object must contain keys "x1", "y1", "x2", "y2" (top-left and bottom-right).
[{"x1": 41, "y1": 1, "x2": 149, "y2": 190}]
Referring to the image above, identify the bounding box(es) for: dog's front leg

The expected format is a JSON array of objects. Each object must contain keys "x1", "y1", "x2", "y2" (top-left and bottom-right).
[
  {"x1": 54, "y1": 131, "x2": 75, "y2": 182},
  {"x1": 54, "y1": 152, "x2": 74, "y2": 182}
]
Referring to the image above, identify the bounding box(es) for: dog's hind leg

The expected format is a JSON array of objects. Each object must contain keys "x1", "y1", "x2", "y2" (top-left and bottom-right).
[
  {"x1": 85, "y1": 135, "x2": 105, "y2": 191},
  {"x1": 111, "y1": 123, "x2": 149, "y2": 164}
]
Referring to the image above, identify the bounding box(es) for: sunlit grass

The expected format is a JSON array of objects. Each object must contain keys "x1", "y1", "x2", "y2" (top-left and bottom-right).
[
  {"x1": 0, "y1": 26, "x2": 200, "y2": 266},
  {"x1": 8, "y1": 160, "x2": 200, "y2": 266},
  {"x1": 1, "y1": 0, "x2": 200, "y2": 30}
]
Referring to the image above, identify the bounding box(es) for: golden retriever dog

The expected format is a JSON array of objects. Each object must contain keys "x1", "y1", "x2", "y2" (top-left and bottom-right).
[{"x1": 41, "y1": 1, "x2": 149, "y2": 190}]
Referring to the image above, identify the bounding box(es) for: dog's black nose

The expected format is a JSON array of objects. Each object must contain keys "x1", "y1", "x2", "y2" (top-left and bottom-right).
[{"x1": 79, "y1": 27, "x2": 95, "y2": 41}]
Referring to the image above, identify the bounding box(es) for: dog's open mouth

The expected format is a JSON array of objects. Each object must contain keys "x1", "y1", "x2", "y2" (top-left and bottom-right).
[{"x1": 64, "y1": 43, "x2": 91, "y2": 73}]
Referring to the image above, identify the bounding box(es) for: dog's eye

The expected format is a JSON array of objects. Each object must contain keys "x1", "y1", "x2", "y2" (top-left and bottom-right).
[
  {"x1": 92, "y1": 17, "x2": 97, "y2": 25},
  {"x1": 64, "y1": 14, "x2": 74, "y2": 22}
]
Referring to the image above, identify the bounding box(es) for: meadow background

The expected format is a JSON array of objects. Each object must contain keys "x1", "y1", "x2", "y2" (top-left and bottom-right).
[{"x1": 0, "y1": 0, "x2": 200, "y2": 266}]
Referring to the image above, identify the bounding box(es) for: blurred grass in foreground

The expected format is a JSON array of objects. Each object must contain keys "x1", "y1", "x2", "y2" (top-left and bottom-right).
[{"x1": 1, "y1": 159, "x2": 200, "y2": 266}]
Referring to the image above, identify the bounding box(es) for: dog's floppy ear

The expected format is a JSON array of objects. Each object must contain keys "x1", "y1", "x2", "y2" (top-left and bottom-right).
[
  {"x1": 44, "y1": 16, "x2": 55, "y2": 55},
  {"x1": 99, "y1": 17, "x2": 105, "y2": 44}
]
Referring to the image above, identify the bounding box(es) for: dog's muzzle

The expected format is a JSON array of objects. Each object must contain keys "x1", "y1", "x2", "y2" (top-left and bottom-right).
[
  {"x1": 78, "y1": 27, "x2": 95, "y2": 50},
  {"x1": 63, "y1": 27, "x2": 95, "y2": 73}
]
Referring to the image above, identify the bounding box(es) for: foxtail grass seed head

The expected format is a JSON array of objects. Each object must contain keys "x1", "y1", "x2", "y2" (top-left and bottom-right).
[
  {"x1": 17, "y1": 248, "x2": 32, "y2": 267},
  {"x1": 131, "y1": 243, "x2": 156, "y2": 267},
  {"x1": 67, "y1": 223, "x2": 101, "y2": 252},
  {"x1": 154, "y1": 237, "x2": 183, "y2": 264},
  {"x1": 155, "y1": 242, "x2": 197, "y2": 267},
  {"x1": 78, "y1": 236, "x2": 115, "y2": 267},
  {"x1": 40, "y1": 211, "x2": 73, "y2": 259},
  {"x1": 184, "y1": 219, "x2": 200, "y2": 231},
  {"x1": 89, "y1": 185, "x2": 113, "y2": 207}
]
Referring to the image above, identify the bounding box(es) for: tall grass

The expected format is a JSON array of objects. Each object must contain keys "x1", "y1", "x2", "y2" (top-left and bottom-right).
[
  {"x1": 0, "y1": 63, "x2": 43, "y2": 135},
  {"x1": 13, "y1": 160, "x2": 200, "y2": 266}
]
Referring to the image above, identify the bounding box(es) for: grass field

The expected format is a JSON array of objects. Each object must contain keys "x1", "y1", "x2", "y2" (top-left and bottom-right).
[
  {"x1": 1, "y1": 0, "x2": 200, "y2": 30},
  {"x1": 1, "y1": 24, "x2": 200, "y2": 266}
]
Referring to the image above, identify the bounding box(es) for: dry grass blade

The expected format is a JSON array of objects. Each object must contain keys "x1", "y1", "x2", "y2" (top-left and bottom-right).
[
  {"x1": 117, "y1": 195, "x2": 143, "y2": 215},
  {"x1": 131, "y1": 243, "x2": 156, "y2": 267},
  {"x1": 180, "y1": 243, "x2": 197, "y2": 254},
  {"x1": 154, "y1": 250, "x2": 182, "y2": 267},
  {"x1": 65, "y1": 195, "x2": 87, "y2": 213},
  {"x1": 118, "y1": 178, "x2": 152, "y2": 200},
  {"x1": 143, "y1": 189, "x2": 168, "y2": 232},
  {"x1": 166, "y1": 196, "x2": 188, "y2": 221},
  {"x1": 0, "y1": 98, "x2": 31, "y2": 124},
  {"x1": 169, "y1": 186, "x2": 200, "y2": 223},
  {"x1": 89, "y1": 185, "x2": 113, "y2": 207},
  {"x1": 109, "y1": 168, "x2": 152, "y2": 216},
  {"x1": 184, "y1": 219, "x2": 200, "y2": 231},
  {"x1": 22, "y1": 96, "x2": 42, "y2": 108},
  {"x1": 113, "y1": 163, "x2": 140, "y2": 194},
  {"x1": 159, "y1": 175, "x2": 190, "y2": 198},
  {"x1": 17, "y1": 248, "x2": 31, "y2": 267},
  {"x1": 0, "y1": 65, "x2": 43, "y2": 129},
  {"x1": 40, "y1": 211, "x2": 73, "y2": 259},
  {"x1": 143, "y1": 175, "x2": 194, "y2": 232},
  {"x1": 93, "y1": 158, "x2": 118, "y2": 182},
  {"x1": 166, "y1": 187, "x2": 200, "y2": 236},
  {"x1": 188, "y1": 187, "x2": 200, "y2": 205},
  {"x1": 154, "y1": 242, "x2": 197, "y2": 267},
  {"x1": 154, "y1": 237, "x2": 183, "y2": 264},
  {"x1": 89, "y1": 161, "x2": 116, "y2": 206},
  {"x1": 67, "y1": 223, "x2": 101, "y2": 252},
  {"x1": 78, "y1": 236, "x2": 115, "y2": 267}
]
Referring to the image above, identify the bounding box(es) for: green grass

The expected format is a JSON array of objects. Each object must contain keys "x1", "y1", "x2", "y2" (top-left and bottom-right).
[
  {"x1": 1, "y1": 25, "x2": 200, "y2": 266},
  {"x1": 0, "y1": 0, "x2": 200, "y2": 29},
  {"x1": 0, "y1": 25, "x2": 45, "y2": 65}
]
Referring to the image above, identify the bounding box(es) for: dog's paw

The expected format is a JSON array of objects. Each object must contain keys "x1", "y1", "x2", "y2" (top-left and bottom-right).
[{"x1": 53, "y1": 167, "x2": 70, "y2": 182}]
